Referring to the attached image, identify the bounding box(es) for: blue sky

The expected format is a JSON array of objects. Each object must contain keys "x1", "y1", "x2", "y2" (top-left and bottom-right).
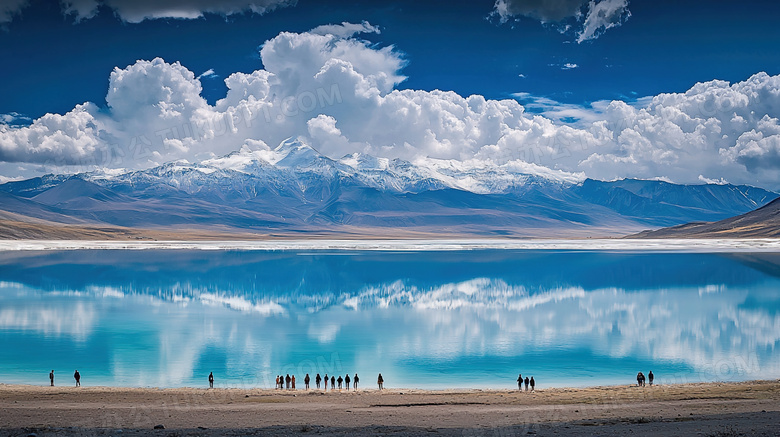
[
  {"x1": 3, "y1": 0, "x2": 780, "y2": 117},
  {"x1": 2, "y1": 0, "x2": 780, "y2": 189}
]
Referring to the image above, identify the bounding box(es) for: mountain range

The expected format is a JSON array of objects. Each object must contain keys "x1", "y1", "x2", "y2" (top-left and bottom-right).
[
  {"x1": 631, "y1": 196, "x2": 780, "y2": 238},
  {"x1": 0, "y1": 138, "x2": 776, "y2": 239}
]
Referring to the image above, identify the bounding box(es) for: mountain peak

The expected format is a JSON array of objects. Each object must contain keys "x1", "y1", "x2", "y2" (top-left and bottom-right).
[
  {"x1": 273, "y1": 137, "x2": 332, "y2": 169},
  {"x1": 274, "y1": 137, "x2": 313, "y2": 154},
  {"x1": 339, "y1": 152, "x2": 390, "y2": 171},
  {"x1": 32, "y1": 177, "x2": 124, "y2": 206}
]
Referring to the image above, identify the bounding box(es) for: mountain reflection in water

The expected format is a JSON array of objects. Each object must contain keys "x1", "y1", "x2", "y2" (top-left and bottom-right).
[{"x1": 0, "y1": 250, "x2": 778, "y2": 388}]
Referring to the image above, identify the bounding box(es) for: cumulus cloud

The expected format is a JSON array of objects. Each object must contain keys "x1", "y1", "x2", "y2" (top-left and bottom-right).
[
  {"x1": 0, "y1": 103, "x2": 103, "y2": 164},
  {"x1": 580, "y1": 72, "x2": 780, "y2": 187},
  {"x1": 493, "y1": 0, "x2": 630, "y2": 43},
  {"x1": 4, "y1": 22, "x2": 780, "y2": 189}
]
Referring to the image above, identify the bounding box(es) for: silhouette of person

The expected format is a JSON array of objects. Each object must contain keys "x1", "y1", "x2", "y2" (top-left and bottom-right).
[
  {"x1": 517, "y1": 374, "x2": 522, "y2": 390},
  {"x1": 276, "y1": 375, "x2": 281, "y2": 389},
  {"x1": 316, "y1": 373, "x2": 322, "y2": 389},
  {"x1": 377, "y1": 373, "x2": 384, "y2": 390},
  {"x1": 208, "y1": 372, "x2": 214, "y2": 388},
  {"x1": 331, "y1": 375, "x2": 335, "y2": 389},
  {"x1": 292, "y1": 375, "x2": 296, "y2": 390},
  {"x1": 304, "y1": 374, "x2": 310, "y2": 390},
  {"x1": 524, "y1": 376, "x2": 529, "y2": 391},
  {"x1": 286, "y1": 374, "x2": 291, "y2": 390},
  {"x1": 345, "y1": 374, "x2": 351, "y2": 391},
  {"x1": 74, "y1": 370, "x2": 81, "y2": 387},
  {"x1": 337, "y1": 375, "x2": 343, "y2": 389},
  {"x1": 324, "y1": 374, "x2": 329, "y2": 390},
  {"x1": 636, "y1": 372, "x2": 644, "y2": 387},
  {"x1": 354, "y1": 374, "x2": 359, "y2": 390},
  {"x1": 530, "y1": 377, "x2": 535, "y2": 392},
  {"x1": 648, "y1": 371, "x2": 654, "y2": 386},
  {"x1": 49, "y1": 370, "x2": 54, "y2": 387}
]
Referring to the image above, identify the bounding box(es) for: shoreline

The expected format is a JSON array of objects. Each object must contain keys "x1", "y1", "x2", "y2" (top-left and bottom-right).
[
  {"x1": 2, "y1": 380, "x2": 778, "y2": 436},
  {"x1": 2, "y1": 237, "x2": 780, "y2": 252},
  {"x1": 2, "y1": 378, "x2": 776, "y2": 392}
]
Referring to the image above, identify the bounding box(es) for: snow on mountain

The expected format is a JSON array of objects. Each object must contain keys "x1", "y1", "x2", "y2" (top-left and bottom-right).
[
  {"x1": 193, "y1": 137, "x2": 580, "y2": 195},
  {"x1": 1, "y1": 137, "x2": 777, "y2": 235}
]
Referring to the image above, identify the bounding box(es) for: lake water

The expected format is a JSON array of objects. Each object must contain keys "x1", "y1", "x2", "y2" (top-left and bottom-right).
[{"x1": 1, "y1": 249, "x2": 778, "y2": 389}]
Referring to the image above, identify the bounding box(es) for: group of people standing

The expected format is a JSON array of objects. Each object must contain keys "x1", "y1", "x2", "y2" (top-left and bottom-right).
[
  {"x1": 48, "y1": 370, "x2": 80, "y2": 387},
  {"x1": 274, "y1": 372, "x2": 374, "y2": 390},
  {"x1": 637, "y1": 371, "x2": 654, "y2": 386},
  {"x1": 516, "y1": 374, "x2": 535, "y2": 391}
]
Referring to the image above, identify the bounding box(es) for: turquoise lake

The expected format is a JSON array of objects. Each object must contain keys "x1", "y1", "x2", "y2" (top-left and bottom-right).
[{"x1": 0, "y1": 249, "x2": 778, "y2": 389}]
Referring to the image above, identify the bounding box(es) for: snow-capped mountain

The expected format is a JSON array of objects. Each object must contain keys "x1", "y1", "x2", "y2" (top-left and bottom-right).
[{"x1": 0, "y1": 137, "x2": 777, "y2": 237}]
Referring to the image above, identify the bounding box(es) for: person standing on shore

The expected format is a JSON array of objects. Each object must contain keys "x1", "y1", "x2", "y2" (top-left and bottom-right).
[
  {"x1": 304, "y1": 374, "x2": 310, "y2": 390},
  {"x1": 337, "y1": 375, "x2": 343, "y2": 390},
  {"x1": 530, "y1": 377, "x2": 535, "y2": 392},
  {"x1": 648, "y1": 371, "x2": 654, "y2": 386},
  {"x1": 517, "y1": 374, "x2": 522, "y2": 390},
  {"x1": 377, "y1": 373, "x2": 384, "y2": 390},
  {"x1": 285, "y1": 374, "x2": 291, "y2": 389},
  {"x1": 324, "y1": 374, "x2": 328, "y2": 390},
  {"x1": 637, "y1": 372, "x2": 644, "y2": 387},
  {"x1": 292, "y1": 375, "x2": 296, "y2": 390},
  {"x1": 524, "y1": 376, "x2": 529, "y2": 391},
  {"x1": 208, "y1": 372, "x2": 214, "y2": 388},
  {"x1": 354, "y1": 374, "x2": 359, "y2": 390},
  {"x1": 331, "y1": 375, "x2": 335, "y2": 389},
  {"x1": 345, "y1": 374, "x2": 351, "y2": 391},
  {"x1": 49, "y1": 370, "x2": 54, "y2": 387},
  {"x1": 74, "y1": 370, "x2": 80, "y2": 387},
  {"x1": 316, "y1": 373, "x2": 322, "y2": 389}
]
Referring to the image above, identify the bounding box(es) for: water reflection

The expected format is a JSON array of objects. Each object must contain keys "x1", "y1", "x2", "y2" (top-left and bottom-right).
[{"x1": 0, "y1": 250, "x2": 778, "y2": 388}]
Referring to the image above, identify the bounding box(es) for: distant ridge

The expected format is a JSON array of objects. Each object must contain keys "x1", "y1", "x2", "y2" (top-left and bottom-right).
[
  {"x1": 630, "y1": 195, "x2": 780, "y2": 238},
  {"x1": 0, "y1": 138, "x2": 777, "y2": 239}
]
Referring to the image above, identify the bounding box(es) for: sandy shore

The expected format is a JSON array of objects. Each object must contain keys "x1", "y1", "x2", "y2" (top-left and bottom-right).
[{"x1": 1, "y1": 380, "x2": 778, "y2": 436}]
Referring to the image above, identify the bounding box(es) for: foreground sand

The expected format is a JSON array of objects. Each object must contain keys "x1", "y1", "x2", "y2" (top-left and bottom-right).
[{"x1": 1, "y1": 381, "x2": 778, "y2": 436}]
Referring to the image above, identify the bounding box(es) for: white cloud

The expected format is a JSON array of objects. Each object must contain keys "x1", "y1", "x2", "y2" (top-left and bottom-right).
[
  {"x1": 0, "y1": 0, "x2": 28, "y2": 23},
  {"x1": 196, "y1": 68, "x2": 217, "y2": 80},
  {"x1": 513, "y1": 92, "x2": 605, "y2": 125},
  {"x1": 493, "y1": 0, "x2": 630, "y2": 43},
  {"x1": 309, "y1": 20, "x2": 379, "y2": 38},
  {"x1": 63, "y1": 0, "x2": 297, "y2": 23},
  {"x1": 578, "y1": 72, "x2": 780, "y2": 187},
  {"x1": 561, "y1": 63, "x2": 578, "y2": 70},
  {"x1": 698, "y1": 175, "x2": 728, "y2": 185},
  {"x1": 0, "y1": 0, "x2": 296, "y2": 24},
  {"x1": 492, "y1": 0, "x2": 587, "y2": 23},
  {"x1": 0, "y1": 112, "x2": 31, "y2": 125},
  {"x1": 60, "y1": 0, "x2": 99, "y2": 22},
  {"x1": 0, "y1": 103, "x2": 104, "y2": 165},
  {"x1": 576, "y1": 0, "x2": 630, "y2": 43},
  {"x1": 4, "y1": 24, "x2": 780, "y2": 190}
]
